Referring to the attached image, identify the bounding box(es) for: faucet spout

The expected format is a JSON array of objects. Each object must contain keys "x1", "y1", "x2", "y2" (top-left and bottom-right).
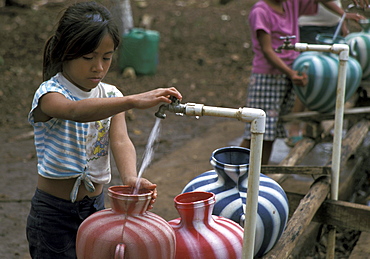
[
  {"x1": 275, "y1": 35, "x2": 296, "y2": 53},
  {"x1": 154, "y1": 104, "x2": 169, "y2": 119},
  {"x1": 155, "y1": 96, "x2": 185, "y2": 119}
]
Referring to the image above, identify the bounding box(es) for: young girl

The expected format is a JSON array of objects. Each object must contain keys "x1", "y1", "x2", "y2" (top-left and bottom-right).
[
  {"x1": 240, "y1": 0, "x2": 361, "y2": 164},
  {"x1": 26, "y1": 2, "x2": 182, "y2": 258}
]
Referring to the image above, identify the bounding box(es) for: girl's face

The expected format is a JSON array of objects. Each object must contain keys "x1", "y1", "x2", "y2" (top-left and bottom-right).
[{"x1": 62, "y1": 34, "x2": 115, "y2": 92}]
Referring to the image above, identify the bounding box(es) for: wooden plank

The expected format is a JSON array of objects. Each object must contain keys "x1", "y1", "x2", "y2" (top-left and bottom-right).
[
  {"x1": 287, "y1": 192, "x2": 370, "y2": 233},
  {"x1": 280, "y1": 107, "x2": 370, "y2": 123},
  {"x1": 338, "y1": 156, "x2": 364, "y2": 201},
  {"x1": 262, "y1": 176, "x2": 330, "y2": 259},
  {"x1": 262, "y1": 165, "x2": 330, "y2": 176},
  {"x1": 279, "y1": 138, "x2": 316, "y2": 166},
  {"x1": 323, "y1": 119, "x2": 369, "y2": 256},
  {"x1": 287, "y1": 191, "x2": 312, "y2": 217},
  {"x1": 287, "y1": 160, "x2": 363, "y2": 258},
  {"x1": 316, "y1": 200, "x2": 370, "y2": 232},
  {"x1": 349, "y1": 232, "x2": 370, "y2": 259},
  {"x1": 275, "y1": 121, "x2": 369, "y2": 257},
  {"x1": 285, "y1": 155, "x2": 368, "y2": 258},
  {"x1": 325, "y1": 120, "x2": 370, "y2": 166},
  {"x1": 269, "y1": 138, "x2": 316, "y2": 183},
  {"x1": 265, "y1": 118, "x2": 369, "y2": 257}
]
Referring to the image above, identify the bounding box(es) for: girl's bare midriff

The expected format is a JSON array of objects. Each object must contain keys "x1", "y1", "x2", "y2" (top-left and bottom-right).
[{"x1": 37, "y1": 175, "x2": 104, "y2": 201}]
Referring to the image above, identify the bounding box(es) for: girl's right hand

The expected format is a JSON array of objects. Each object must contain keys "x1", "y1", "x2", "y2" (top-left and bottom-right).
[
  {"x1": 290, "y1": 71, "x2": 308, "y2": 87},
  {"x1": 129, "y1": 87, "x2": 182, "y2": 109}
]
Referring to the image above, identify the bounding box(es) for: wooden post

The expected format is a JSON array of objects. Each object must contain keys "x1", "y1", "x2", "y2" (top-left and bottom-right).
[
  {"x1": 262, "y1": 176, "x2": 330, "y2": 259},
  {"x1": 269, "y1": 137, "x2": 315, "y2": 184}
]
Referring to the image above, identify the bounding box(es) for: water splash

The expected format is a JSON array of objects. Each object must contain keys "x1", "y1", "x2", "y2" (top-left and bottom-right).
[{"x1": 133, "y1": 117, "x2": 162, "y2": 194}]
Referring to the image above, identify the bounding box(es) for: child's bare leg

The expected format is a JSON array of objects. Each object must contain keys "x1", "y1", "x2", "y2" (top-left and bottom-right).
[{"x1": 289, "y1": 97, "x2": 305, "y2": 136}]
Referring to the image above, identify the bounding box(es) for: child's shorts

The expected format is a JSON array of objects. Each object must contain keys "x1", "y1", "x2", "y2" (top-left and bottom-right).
[
  {"x1": 26, "y1": 188, "x2": 105, "y2": 259},
  {"x1": 243, "y1": 73, "x2": 296, "y2": 141}
]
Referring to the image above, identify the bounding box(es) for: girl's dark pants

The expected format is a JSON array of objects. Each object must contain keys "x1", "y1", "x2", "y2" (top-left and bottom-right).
[{"x1": 26, "y1": 188, "x2": 105, "y2": 259}]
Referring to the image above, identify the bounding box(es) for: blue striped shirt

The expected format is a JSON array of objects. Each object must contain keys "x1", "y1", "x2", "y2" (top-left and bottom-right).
[{"x1": 28, "y1": 73, "x2": 123, "y2": 202}]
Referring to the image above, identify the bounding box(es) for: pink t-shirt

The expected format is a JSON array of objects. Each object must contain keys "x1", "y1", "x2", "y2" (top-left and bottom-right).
[{"x1": 249, "y1": 0, "x2": 318, "y2": 74}]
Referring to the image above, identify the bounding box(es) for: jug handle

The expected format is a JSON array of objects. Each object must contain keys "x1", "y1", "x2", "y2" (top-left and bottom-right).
[
  {"x1": 114, "y1": 243, "x2": 125, "y2": 259},
  {"x1": 349, "y1": 40, "x2": 359, "y2": 58}
]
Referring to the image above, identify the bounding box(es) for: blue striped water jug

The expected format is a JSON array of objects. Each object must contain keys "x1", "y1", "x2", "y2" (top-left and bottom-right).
[
  {"x1": 346, "y1": 19, "x2": 370, "y2": 79},
  {"x1": 182, "y1": 146, "x2": 289, "y2": 257},
  {"x1": 292, "y1": 34, "x2": 362, "y2": 113}
]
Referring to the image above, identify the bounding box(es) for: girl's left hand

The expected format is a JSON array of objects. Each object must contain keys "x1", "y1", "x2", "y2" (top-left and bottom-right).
[
  {"x1": 124, "y1": 176, "x2": 158, "y2": 210},
  {"x1": 346, "y1": 12, "x2": 366, "y2": 23},
  {"x1": 138, "y1": 177, "x2": 157, "y2": 210}
]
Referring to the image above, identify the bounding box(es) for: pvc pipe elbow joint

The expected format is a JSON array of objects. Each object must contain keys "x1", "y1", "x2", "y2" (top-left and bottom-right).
[{"x1": 240, "y1": 107, "x2": 266, "y2": 134}]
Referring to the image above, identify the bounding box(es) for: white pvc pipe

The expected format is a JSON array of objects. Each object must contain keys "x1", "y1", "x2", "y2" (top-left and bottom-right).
[
  {"x1": 243, "y1": 131, "x2": 264, "y2": 258},
  {"x1": 327, "y1": 45, "x2": 348, "y2": 259},
  {"x1": 295, "y1": 43, "x2": 349, "y2": 55},
  {"x1": 184, "y1": 104, "x2": 266, "y2": 133},
  {"x1": 330, "y1": 44, "x2": 349, "y2": 200},
  {"x1": 331, "y1": 57, "x2": 348, "y2": 201},
  {"x1": 294, "y1": 43, "x2": 348, "y2": 201},
  {"x1": 179, "y1": 40, "x2": 348, "y2": 257},
  {"x1": 180, "y1": 104, "x2": 266, "y2": 258},
  {"x1": 295, "y1": 43, "x2": 349, "y2": 259}
]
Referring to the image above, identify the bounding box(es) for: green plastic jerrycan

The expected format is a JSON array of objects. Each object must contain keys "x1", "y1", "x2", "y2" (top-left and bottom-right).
[{"x1": 118, "y1": 28, "x2": 160, "y2": 75}]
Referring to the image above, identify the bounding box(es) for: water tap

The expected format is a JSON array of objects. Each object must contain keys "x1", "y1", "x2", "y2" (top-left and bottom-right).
[
  {"x1": 275, "y1": 35, "x2": 296, "y2": 53},
  {"x1": 155, "y1": 96, "x2": 185, "y2": 119}
]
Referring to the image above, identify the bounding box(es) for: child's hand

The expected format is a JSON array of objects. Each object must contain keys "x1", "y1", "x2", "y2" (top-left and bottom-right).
[
  {"x1": 136, "y1": 177, "x2": 157, "y2": 210},
  {"x1": 129, "y1": 87, "x2": 182, "y2": 110},
  {"x1": 123, "y1": 176, "x2": 158, "y2": 210},
  {"x1": 345, "y1": 12, "x2": 366, "y2": 23},
  {"x1": 291, "y1": 71, "x2": 308, "y2": 87}
]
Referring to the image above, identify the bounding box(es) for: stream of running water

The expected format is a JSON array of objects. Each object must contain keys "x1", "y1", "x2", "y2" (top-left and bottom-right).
[
  {"x1": 119, "y1": 118, "x2": 162, "y2": 245},
  {"x1": 133, "y1": 117, "x2": 162, "y2": 194}
]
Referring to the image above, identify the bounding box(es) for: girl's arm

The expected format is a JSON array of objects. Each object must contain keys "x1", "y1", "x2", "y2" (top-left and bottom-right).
[
  {"x1": 321, "y1": 0, "x2": 369, "y2": 9},
  {"x1": 257, "y1": 30, "x2": 307, "y2": 86},
  {"x1": 319, "y1": 1, "x2": 365, "y2": 23},
  {"x1": 109, "y1": 111, "x2": 157, "y2": 209},
  {"x1": 34, "y1": 87, "x2": 182, "y2": 123}
]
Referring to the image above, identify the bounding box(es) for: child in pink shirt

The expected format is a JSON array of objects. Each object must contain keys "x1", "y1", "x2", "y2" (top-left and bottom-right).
[
  {"x1": 250, "y1": 0, "x2": 317, "y2": 75},
  {"x1": 240, "y1": 0, "x2": 354, "y2": 164}
]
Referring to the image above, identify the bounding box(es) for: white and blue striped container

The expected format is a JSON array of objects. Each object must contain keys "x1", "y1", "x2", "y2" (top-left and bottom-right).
[
  {"x1": 346, "y1": 19, "x2": 370, "y2": 79},
  {"x1": 292, "y1": 34, "x2": 362, "y2": 113},
  {"x1": 182, "y1": 147, "x2": 289, "y2": 257}
]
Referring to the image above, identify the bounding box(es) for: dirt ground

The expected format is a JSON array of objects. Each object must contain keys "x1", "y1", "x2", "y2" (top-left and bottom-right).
[
  {"x1": 0, "y1": 0, "x2": 254, "y2": 258},
  {"x1": 0, "y1": 0, "x2": 368, "y2": 258}
]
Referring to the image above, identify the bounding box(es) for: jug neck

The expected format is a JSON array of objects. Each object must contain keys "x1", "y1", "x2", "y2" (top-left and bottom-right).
[
  {"x1": 211, "y1": 159, "x2": 248, "y2": 185},
  {"x1": 359, "y1": 19, "x2": 370, "y2": 33},
  {"x1": 108, "y1": 185, "x2": 152, "y2": 215},
  {"x1": 174, "y1": 192, "x2": 215, "y2": 227},
  {"x1": 210, "y1": 147, "x2": 250, "y2": 185}
]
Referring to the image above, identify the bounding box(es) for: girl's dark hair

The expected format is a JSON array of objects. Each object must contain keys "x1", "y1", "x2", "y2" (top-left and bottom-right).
[{"x1": 43, "y1": 1, "x2": 120, "y2": 81}]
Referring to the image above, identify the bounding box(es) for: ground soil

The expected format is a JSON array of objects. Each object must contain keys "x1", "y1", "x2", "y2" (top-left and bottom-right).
[{"x1": 0, "y1": 0, "x2": 368, "y2": 258}]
